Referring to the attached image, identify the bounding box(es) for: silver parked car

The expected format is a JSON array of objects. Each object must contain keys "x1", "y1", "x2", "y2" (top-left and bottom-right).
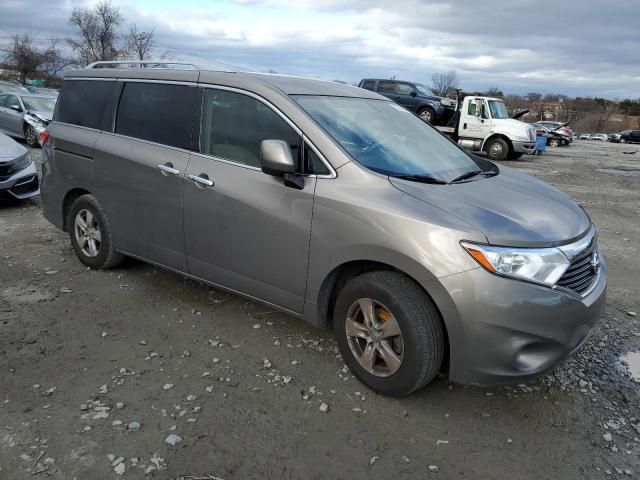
[
  {"x1": 0, "y1": 93, "x2": 56, "y2": 147},
  {"x1": 0, "y1": 132, "x2": 39, "y2": 200},
  {"x1": 41, "y1": 62, "x2": 607, "y2": 396}
]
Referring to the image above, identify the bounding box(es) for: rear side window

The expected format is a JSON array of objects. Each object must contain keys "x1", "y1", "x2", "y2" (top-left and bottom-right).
[
  {"x1": 360, "y1": 80, "x2": 375, "y2": 91},
  {"x1": 200, "y1": 89, "x2": 300, "y2": 168},
  {"x1": 377, "y1": 81, "x2": 396, "y2": 93},
  {"x1": 55, "y1": 80, "x2": 113, "y2": 129},
  {"x1": 116, "y1": 82, "x2": 195, "y2": 149}
]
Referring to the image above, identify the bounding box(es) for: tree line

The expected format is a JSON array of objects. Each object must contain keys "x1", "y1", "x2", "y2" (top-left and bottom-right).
[{"x1": 1, "y1": 0, "x2": 165, "y2": 85}]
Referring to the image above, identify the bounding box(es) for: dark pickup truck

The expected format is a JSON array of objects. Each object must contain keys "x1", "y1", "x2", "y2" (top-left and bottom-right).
[{"x1": 357, "y1": 78, "x2": 456, "y2": 126}]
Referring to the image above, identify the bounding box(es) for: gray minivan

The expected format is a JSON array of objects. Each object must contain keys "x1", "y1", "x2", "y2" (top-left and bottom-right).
[{"x1": 41, "y1": 62, "x2": 606, "y2": 396}]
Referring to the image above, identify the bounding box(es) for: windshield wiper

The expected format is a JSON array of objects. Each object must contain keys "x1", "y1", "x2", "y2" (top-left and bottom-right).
[
  {"x1": 449, "y1": 169, "x2": 498, "y2": 184},
  {"x1": 392, "y1": 174, "x2": 448, "y2": 185}
]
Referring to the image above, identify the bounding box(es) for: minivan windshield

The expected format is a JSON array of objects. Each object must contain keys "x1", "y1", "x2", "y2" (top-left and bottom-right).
[
  {"x1": 296, "y1": 96, "x2": 492, "y2": 182},
  {"x1": 488, "y1": 100, "x2": 509, "y2": 119},
  {"x1": 22, "y1": 96, "x2": 56, "y2": 112}
]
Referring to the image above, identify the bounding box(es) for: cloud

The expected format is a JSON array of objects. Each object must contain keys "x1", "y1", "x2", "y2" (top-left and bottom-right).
[{"x1": 0, "y1": 0, "x2": 638, "y2": 98}]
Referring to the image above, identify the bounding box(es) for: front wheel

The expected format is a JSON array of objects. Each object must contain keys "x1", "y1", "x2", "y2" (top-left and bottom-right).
[
  {"x1": 549, "y1": 138, "x2": 560, "y2": 147},
  {"x1": 333, "y1": 271, "x2": 444, "y2": 397},
  {"x1": 24, "y1": 124, "x2": 38, "y2": 147},
  {"x1": 68, "y1": 195, "x2": 124, "y2": 269},
  {"x1": 484, "y1": 138, "x2": 509, "y2": 161},
  {"x1": 418, "y1": 107, "x2": 435, "y2": 123}
]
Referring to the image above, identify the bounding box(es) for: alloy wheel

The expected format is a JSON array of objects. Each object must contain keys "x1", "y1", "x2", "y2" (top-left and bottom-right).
[
  {"x1": 345, "y1": 298, "x2": 404, "y2": 377},
  {"x1": 420, "y1": 110, "x2": 432, "y2": 122},
  {"x1": 74, "y1": 209, "x2": 102, "y2": 257}
]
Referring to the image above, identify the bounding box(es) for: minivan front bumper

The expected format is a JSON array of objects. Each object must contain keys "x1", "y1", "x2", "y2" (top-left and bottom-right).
[{"x1": 439, "y1": 257, "x2": 606, "y2": 386}]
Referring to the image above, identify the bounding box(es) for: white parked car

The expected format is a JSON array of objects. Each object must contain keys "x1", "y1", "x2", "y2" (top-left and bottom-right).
[
  {"x1": 591, "y1": 133, "x2": 608, "y2": 142},
  {"x1": 579, "y1": 133, "x2": 591, "y2": 140}
]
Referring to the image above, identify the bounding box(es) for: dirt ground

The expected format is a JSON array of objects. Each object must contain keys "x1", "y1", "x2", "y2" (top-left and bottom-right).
[{"x1": 1, "y1": 140, "x2": 639, "y2": 479}]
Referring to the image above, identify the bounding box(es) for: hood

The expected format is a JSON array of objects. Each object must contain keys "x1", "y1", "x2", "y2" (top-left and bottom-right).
[
  {"x1": 511, "y1": 109, "x2": 529, "y2": 120},
  {"x1": 0, "y1": 132, "x2": 28, "y2": 161},
  {"x1": 390, "y1": 166, "x2": 591, "y2": 247},
  {"x1": 26, "y1": 110, "x2": 53, "y2": 123}
]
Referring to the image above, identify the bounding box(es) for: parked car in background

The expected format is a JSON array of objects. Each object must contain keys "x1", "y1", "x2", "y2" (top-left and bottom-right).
[
  {"x1": 358, "y1": 78, "x2": 456, "y2": 125},
  {"x1": 536, "y1": 121, "x2": 574, "y2": 142},
  {"x1": 41, "y1": 62, "x2": 606, "y2": 396},
  {"x1": 25, "y1": 86, "x2": 60, "y2": 97},
  {"x1": 0, "y1": 80, "x2": 30, "y2": 94},
  {"x1": 0, "y1": 93, "x2": 56, "y2": 147},
  {"x1": 532, "y1": 123, "x2": 570, "y2": 147},
  {"x1": 608, "y1": 132, "x2": 622, "y2": 143},
  {"x1": 620, "y1": 130, "x2": 640, "y2": 143},
  {"x1": 591, "y1": 133, "x2": 608, "y2": 142},
  {"x1": 0, "y1": 132, "x2": 39, "y2": 200},
  {"x1": 579, "y1": 133, "x2": 592, "y2": 140}
]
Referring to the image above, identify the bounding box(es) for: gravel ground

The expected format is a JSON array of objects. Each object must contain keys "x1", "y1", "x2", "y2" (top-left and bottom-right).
[{"x1": 0, "y1": 140, "x2": 639, "y2": 479}]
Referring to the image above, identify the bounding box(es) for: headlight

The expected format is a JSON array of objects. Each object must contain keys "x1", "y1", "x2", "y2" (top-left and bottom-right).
[{"x1": 461, "y1": 242, "x2": 570, "y2": 286}]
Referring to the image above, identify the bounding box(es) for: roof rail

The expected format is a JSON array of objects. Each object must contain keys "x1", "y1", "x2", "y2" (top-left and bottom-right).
[{"x1": 85, "y1": 60, "x2": 200, "y2": 70}]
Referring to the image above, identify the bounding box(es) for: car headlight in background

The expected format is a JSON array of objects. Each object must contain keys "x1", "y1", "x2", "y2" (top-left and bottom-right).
[
  {"x1": 461, "y1": 241, "x2": 570, "y2": 286},
  {"x1": 8, "y1": 152, "x2": 33, "y2": 175}
]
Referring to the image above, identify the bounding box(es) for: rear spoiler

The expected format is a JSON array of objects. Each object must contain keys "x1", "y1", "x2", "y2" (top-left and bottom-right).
[{"x1": 511, "y1": 109, "x2": 529, "y2": 120}]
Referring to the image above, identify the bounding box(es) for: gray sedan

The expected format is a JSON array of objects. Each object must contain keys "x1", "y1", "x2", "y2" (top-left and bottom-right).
[
  {"x1": 0, "y1": 93, "x2": 56, "y2": 147},
  {"x1": 0, "y1": 132, "x2": 39, "y2": 200}
]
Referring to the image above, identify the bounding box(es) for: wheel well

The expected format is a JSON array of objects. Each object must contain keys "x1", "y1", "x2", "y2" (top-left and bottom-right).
[
  {"x1": 62, "y1": 188, "x2": 91, "y2": 231},
  {"x1": 483, "y1": 134, "x2": 513, "y2": 153},
  {"x1": 317, "y1": 260, "x2": 450, "y2": 372}
]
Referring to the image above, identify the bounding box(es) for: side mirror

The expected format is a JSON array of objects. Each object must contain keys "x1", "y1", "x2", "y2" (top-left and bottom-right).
[
  {"x1": 10, "y1": 104, "x2": 22, "y2": 112},
  {"x1": 410, "y1": 90, "x2": 417, "y2": 97},
  {"x1": 260, "y1": 139, "x2": 295, "y2": 176}
]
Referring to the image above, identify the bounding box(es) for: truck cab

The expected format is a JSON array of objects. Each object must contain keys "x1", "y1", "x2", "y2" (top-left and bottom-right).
[{"x1": 447, "y1": 96, "x2": 536, "y2": 161}]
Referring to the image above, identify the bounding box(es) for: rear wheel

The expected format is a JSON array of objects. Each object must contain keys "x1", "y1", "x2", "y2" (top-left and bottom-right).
[
  {"x1": 67, "y1": 195, "x2": 124, "y2": 270},
  {"x1": 24, "y1": 124, "x2": 38, "y2": 147},
  {"x1": 484, "y1": 138, "x2": 509, "y2": 161},
  {"x1": 418, "y1": 107, "x2": 435, "y2": 123},
  {"x1": 333, "y1": 271, "x2": 444, "y2": 397},
  {"x1": 549, "y1": 138, "x2": 560, "y2": 147}
]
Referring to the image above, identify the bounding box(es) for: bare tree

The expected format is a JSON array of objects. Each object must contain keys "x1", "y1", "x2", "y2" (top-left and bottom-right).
[
  {"x1": 431, "y1": 70, "x2": 458, "y2": 97},
  {"x1": 125, "y1": 24, "x2": 156, "y2": 61},
  {"x1": 67, "y1": 0, "x2": 125, "y2": 65},
  {"x1": 1, "y1": 33, "x2": 44, "y2": 83},
  {"x1": 40, "y1": 39, "x2": 74, "y2": 82}
]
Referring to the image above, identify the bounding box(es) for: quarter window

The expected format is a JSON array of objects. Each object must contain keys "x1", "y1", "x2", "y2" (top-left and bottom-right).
[
  {"x1": 200, "y1": 89, "x2": 300, "y2": 168},
  {"x1": 305, "y1": 145, "x2": 330, "y2": 175},
  {"x1": 115, "y1": 82, "x2": 195, "y2": 149},
  {"x1": 55, "y1": 80, "x2": 113, "y2": 129},
  {"x1": 360, "y1": 80, "x2": 375, "y2": 91}
]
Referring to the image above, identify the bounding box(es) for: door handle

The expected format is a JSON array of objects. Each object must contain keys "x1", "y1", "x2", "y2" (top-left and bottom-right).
[
  {"x1": 158, "y1": 163, "x2": 179, "y2": 176},
  {"x1": 189, "y1": 173, "x2": 214, "y2": 188}
]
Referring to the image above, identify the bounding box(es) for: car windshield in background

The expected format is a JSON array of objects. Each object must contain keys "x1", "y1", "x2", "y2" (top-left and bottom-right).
[
  {"x1": 488, "y1": 100, "x2": 509, "y2": 119},
  {"x1": 415, "y1": 84, "x2": 434, "y2": 96},
  {"x1": 22, "y1": 96, "x2": 56, "y2": 112},
  {"x1": 295, "y1": 96, "x2": 488, "y2": 181}
]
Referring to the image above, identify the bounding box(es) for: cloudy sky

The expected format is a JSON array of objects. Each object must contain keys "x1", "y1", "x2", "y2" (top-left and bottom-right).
[{"x1": 1, "y1": 0, "x2": 639, "y2": 98}]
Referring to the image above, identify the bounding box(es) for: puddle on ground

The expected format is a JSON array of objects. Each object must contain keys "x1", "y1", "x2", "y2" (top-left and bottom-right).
[
  {"x1": 620, "y1": 352, "x2": 640, "y2": 382},
  {"x1": 597, "y1": 168, "x2": 640, "y2": 177}
]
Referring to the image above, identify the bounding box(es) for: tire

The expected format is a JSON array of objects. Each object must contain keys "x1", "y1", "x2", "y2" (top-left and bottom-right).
[
  {"x1": 333, "y1": 271, "x2": 444, "y2": 397},
  {"x1": 418, "y1": 107, "x2": 435, "y2": 123},
  {"x1": 24, "y1": 124, "x2": 38, "y2": 148},
  {"x1": 484, "y1": 138, "x2": 509, "y2": 161},
  {"x1": 67, "y1": 195, "x2": 124, "y2": 269},
  {"x1": 549, "y1": 138, "x2": 560, "y2": 147},
  {"x1": 507, "y1": 152, "x2": 523, "y2": 160}
]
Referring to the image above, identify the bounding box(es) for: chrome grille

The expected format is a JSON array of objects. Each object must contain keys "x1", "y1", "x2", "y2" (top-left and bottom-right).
[{"x1": 556, "y1": 240, "x2": 598, "y2": 295}]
